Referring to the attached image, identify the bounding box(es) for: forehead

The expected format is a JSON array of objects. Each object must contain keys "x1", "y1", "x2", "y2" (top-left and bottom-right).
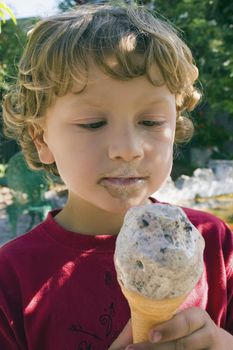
[
  {"x1": 45, "y1": 63, "x2": 176, "y2": 122},
  {"x1": 70, "y1": 62, "x2": 169, "y2": 100}
]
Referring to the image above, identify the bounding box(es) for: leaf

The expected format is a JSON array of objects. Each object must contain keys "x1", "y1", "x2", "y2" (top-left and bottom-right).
[
  {"x1": 0, "y1": 2, "x2": 17, "y2": 25},
  {"x1": 0, "y1": 8, "x2": 6, "y2": 23}
]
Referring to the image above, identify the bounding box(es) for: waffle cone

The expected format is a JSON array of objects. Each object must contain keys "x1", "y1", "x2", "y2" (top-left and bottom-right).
[{"x1": 120, "y1": 284, "x2": 187, "y2": 343}]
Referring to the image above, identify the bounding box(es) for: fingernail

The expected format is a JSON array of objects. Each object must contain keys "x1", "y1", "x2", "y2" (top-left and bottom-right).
[{"x1": 151, "y1": 331, "x2": 162, "y2": 342}]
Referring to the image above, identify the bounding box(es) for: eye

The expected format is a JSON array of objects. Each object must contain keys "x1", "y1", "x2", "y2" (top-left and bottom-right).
[
  {"x1": 139, "y1": 120, "x2": 165, "y2": 127},
  {"x1": 77, "y1": 120, "x2": 107, "y2": 130}
]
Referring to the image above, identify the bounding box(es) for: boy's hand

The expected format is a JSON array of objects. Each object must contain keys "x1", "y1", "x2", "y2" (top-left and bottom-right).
[
  {"x1": 109, "y1": 307, "x2": 233, "y2": 349},
  {"x1": 109, "y1": 320, "x2": 132, "y2": 350}
]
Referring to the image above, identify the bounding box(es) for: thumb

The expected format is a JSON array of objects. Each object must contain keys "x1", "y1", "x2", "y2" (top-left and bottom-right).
[{"x1": 108, "y1": 319, "x2": 132, "y2": 350}]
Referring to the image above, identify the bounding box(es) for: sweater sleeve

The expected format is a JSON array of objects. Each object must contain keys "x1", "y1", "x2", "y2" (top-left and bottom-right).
[
  {"x1": 0, "y1": 248, "x2": 26, "y2": 349},
  {"x1": 180, "y1": 206, "x2": 233, "y2": 334},
  {"x1": 224, "y1": 225, "x2": 233, "y2": 335},
  {"x1": 0, "y1": 308, "x2": 20, "y2": 349}
]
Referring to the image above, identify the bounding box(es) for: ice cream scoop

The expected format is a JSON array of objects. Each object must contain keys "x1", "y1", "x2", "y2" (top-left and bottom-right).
[{"x1": 114, "y1": 203, "x2": 205, "y2": 343}]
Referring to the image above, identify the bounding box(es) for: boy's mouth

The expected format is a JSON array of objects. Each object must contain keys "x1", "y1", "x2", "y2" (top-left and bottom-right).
[
  {"x1": 99, "y1": 177, "x2": 149, "y2": 186},
  {"x1": 98, "y1": 175, "x2": 149, "y2": 200}
]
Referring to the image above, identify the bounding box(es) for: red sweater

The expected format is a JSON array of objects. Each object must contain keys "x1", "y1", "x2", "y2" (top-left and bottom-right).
[{"x1": 0, "y1": 204, "x2": 232, "y2": 350}]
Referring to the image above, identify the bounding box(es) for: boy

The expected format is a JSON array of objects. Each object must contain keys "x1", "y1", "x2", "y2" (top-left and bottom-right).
[{"x1": 1, "y1": 2, "x2": 233, "y2": 350}]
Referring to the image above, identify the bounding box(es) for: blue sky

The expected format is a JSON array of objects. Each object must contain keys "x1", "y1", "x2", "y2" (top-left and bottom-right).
[{"x1": 6, "y1": 0, "x2": 59, "y2": 18}]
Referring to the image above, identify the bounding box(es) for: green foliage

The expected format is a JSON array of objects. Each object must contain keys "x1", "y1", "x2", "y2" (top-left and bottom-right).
[
  {"x1": 5, "y1": 152, "x2": 53, "y2": 236},
  {"x1": 0, "y1": 163, "x2": 6, "y2": 177},
  {"x1": 0, "y1": 2, "x2": 16, "y2": 33},
  {"x1": 58, "y1": 0, "x2": 78, "y2": 11},
  {"x1": 153, "y1": 0, "x2": 233, "y2": 160},
  {"x1": 0, "y1": 18, "x2": 31, "y2": 93},
  {"x1": 0, "y1": 163, "x2": 7, "y2": 185},
  {"x1": 0, "y1": 18, "x2": 35, "y2": 162}
]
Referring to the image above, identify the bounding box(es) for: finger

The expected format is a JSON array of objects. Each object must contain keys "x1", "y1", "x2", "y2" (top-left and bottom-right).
[
  {"x1": 149, "y1": 307, "x2": 208, "y2": 343},
  {"x1": 177, "y1": 324, "x2": 216, "y2": 349},
  {"x1": 126, "y1": 327, "x2": 211, "y2": 350},
  {"x1": 108, "y1": 319, "x2": 133, "y2": 350},
  {"x1": 168, "y1": 324, "x2": 217, "y2": 350}
]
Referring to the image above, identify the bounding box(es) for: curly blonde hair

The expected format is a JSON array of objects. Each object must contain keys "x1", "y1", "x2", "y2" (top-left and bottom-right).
[{"x1": 3, "y1": 2, "x2": 201, "y2": 176}]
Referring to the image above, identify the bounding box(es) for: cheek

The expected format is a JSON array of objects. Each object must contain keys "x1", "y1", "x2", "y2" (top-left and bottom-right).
[
  {"x1": 151, "y1": 132, "x2": 174, "y2": 160},
  {"x1": 152, "y1": 147, "x2": 173, "y2": 187},
  {"x1": 163, "y1": 125, "x2": 175, "y2": 141},
  {"x1": 54, "y1": 142, "x2": 101, "y2": 182},
  {"x1": 148, "y1": 133, "x2": 174, "y2": 184},
  {"x1": 154, "y1": 149, "x2": 173, "y2": 172}
]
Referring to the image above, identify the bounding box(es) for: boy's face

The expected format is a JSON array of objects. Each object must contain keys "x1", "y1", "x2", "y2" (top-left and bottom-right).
[{"x1": 35, "y1": 64, "x2": 176, "y2": 227}]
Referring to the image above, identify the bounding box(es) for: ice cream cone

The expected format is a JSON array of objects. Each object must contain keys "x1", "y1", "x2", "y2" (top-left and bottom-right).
[
  {"x1": 120, "y1": 284, "x2": 187, "y2": 343},
  {"x1": 114, "y1": 204, "x2": 205, "y2": 343}
]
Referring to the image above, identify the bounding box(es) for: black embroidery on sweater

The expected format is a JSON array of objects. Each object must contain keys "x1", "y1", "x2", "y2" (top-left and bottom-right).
[
  {"x1": 69, "y1": 302, "x2": 116, "y2": 349},
  {"x1": 69, "y1": 322, "x2": 101, "y2": 340},
  {"x1": 99, "y1": 302, "x2": 115, "y2": 337},
  {"x1": 77, "y1": 340, "x2": 92, "y2": 350}
]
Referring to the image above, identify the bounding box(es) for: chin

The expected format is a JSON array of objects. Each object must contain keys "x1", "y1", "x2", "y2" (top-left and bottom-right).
[{"x1": 104, "y1": 197, "x2": 150, "y2": 215}]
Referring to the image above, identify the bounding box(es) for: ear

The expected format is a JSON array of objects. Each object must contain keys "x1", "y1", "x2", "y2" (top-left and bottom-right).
[{"x1": 29, "y1": 125, "x2": 55, "y2": 165}]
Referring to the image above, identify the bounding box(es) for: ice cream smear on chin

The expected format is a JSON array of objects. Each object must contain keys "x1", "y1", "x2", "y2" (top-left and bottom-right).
[{"x1": 114, "y1": 203, "x2": 205, "y2": 300}]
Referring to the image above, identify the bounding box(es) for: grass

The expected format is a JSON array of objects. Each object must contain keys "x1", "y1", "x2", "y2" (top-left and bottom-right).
[
  {"x1": 205, "y1": 206, "x2": 233, "y2": 227},
  {"x1": 195, "y1": 194, "x2": 233, "y2": 229}
]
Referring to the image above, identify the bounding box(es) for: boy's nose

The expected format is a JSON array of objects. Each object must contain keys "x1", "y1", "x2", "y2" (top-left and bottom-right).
[{"x1": 108, "y1": 128, "x2": 144, "y2": 162}]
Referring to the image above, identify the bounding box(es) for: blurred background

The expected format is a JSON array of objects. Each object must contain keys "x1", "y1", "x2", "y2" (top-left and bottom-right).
[{"x1": 0, "y1": 0, "x2": 232, "y2": 241}]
